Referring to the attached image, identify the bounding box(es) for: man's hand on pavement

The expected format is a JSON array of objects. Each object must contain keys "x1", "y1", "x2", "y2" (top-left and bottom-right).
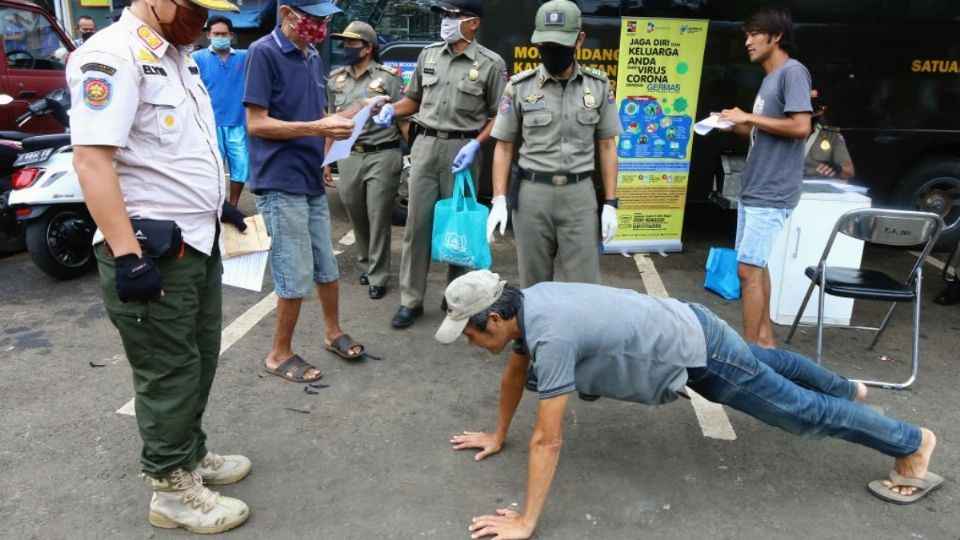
[
  {"x1": 372, "y1": 103, "x2": 394, "y2": 126},
  {"x1": 452, "y1": 139, "x2": 481, "y2": 173},
  {"x1": 451, "y1": 431, "x2": 503, "y2": 461},
  {"x1": 314, "y1": 115, "x2": 354, "y2": 140},
  {"x1": 487, "y1": 196, "x2": 508, "y2": 242},
  {"x1": 468, "y1": 509, "x2": 534, "y2": 540}
]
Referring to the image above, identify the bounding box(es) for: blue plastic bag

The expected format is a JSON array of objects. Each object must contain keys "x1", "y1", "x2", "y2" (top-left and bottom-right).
[
  {"x1": 431, "y1": 170, "x2": 492, "y2": 270},
  {"x1": 703, "y1": 247, "x2": 740, "y2": 300}
]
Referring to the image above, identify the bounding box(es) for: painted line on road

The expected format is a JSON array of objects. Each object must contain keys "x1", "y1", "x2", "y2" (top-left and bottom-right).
[
  {"x1": 633, "y1": 254, "x2": 737, "y2": 441},
  {"x1": 911, "y1": 251, "x2": 955, "y2": 277},
  {"x1": 117, "y1": 292, "x2": 279, "y2": 416}
]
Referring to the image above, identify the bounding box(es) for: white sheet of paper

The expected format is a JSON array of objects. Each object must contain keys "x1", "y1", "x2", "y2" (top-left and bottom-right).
[
  {"x1": 321, "y1": 101, "x2": 376, "y2": 167},
  {"x1": 222, "y1": 251, "x2": 269, "y2": 292},
  {"x1": 694, "y1": 115, "x2": 735, "y2": 136}
]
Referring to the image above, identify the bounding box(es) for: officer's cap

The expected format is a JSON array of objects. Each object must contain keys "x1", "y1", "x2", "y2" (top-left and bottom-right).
[
  {"x1": 331, "y1": 21, "x2": 378, "y2": 45},
  {"x1": 531, "y1": 0, "x2": 582, "y2": 47},
  {"x1": 279, "y1": 0, "x2": 341, "y2": 18},
  {"x1": 188, "y1": 0, "x2": 239, "y2": 13},
  {"x1": 431, "y1": 0, "x2": 483, "y2": 18}
]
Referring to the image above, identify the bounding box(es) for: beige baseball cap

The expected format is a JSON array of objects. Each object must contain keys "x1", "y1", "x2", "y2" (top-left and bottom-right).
[
  {"x1": 531, "y1": 0, "x2": 582, "y2": 47},
  {"x1": 331, "y1": 21, "x2": 378, "y2": 44},
  {"x1": 435, "y1": 270, "x2": 508, "y2": 344}
]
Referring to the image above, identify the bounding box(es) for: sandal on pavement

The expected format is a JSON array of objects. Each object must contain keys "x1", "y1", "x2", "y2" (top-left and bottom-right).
[
  {"x1": 325, "y1": 333, "x2": 365, "y2": 360},
  {"x1": 263, "y1": 354, "x2": 323, "y2": 383},
  {"x1": 867, "y1": 470, "x2": 944, "y2": 504}
]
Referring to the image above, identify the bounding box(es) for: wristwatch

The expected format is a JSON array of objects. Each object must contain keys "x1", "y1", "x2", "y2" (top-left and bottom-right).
[{"x1": 604, "y1": 198, "x2": 620, "y2": 209}]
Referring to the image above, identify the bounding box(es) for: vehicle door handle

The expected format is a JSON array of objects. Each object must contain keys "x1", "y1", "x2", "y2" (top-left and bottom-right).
[{"x1": 18, "y1": 90, "x2": 37, "y2": 98}]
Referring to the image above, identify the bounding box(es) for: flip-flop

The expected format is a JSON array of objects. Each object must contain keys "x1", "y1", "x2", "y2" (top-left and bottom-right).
[
  {"x1": 867, "y1": 470, "x2": 944, "y2": 505},
  {"x1": 263, "y1": 354, "x2": 323, "y2": 383},
  {"x1": 325, "y1": 333, "x2": 365, "y2": 360}
]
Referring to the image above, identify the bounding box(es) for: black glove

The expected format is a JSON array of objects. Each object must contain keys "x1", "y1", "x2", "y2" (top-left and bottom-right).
[
  {"x1": 115, "y1": 254, "x2": 163, "y2": 303},
  {"x1": 220, "y1": 202, "x2": 247, "y2": 232}
]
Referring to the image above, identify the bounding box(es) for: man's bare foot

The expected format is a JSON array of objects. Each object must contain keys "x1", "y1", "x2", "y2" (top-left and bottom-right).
[
  {"x1": 265, "y1": 352, "x2": 321, "y2": 380},
  {"x1": 853, "y1": 381, "x2": 868, "y2": 402},
  {"x1": 885, "y1": 428, "x2": 937, "y2": 496}
]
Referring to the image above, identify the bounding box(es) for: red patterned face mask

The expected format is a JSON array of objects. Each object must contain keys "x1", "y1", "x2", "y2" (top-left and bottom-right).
[{"x1": 291, "y1": 10, "x2": 329, "y2": 44}]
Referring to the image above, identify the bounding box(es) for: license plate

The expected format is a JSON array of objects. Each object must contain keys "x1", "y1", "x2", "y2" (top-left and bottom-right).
[{"x1": 13, "y1": 148, "x2": 54, "y2": 167}]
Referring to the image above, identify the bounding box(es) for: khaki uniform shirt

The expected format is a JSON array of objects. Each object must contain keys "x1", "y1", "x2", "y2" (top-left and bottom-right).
[
  {"x1": 405, "y1": 40, "x2": 507, "y2": 133},
  {"x1": 68, "y1": 9, "x2": 224, "y2": 255},
  {"x1": 804, "y1": 125, "x2": 852, "y2": 178},
  {"x1": 491, "y1": 63, "x2": 621, "y2": 173},
  {"x1": 326, "y1": 62, "x2": 403, "y2": 146}
]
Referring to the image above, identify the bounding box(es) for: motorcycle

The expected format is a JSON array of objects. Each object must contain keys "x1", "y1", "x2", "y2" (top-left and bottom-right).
[
  {"x1": 0, "y1": 94, "x2": 32, "y2": 255},
  {"x1": 6, "y1": 88, "x2": 96, "y2": 279}
]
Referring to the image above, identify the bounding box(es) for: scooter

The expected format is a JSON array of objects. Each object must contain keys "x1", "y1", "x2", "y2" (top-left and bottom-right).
[
  {"x1": 6, "y1": 89, "x2": 95, "y2": 279},
  {"x1": 0, "y1": 94, "x2": 32, "y2": 255}
]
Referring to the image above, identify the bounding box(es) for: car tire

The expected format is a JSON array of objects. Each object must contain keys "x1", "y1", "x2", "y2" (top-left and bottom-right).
[
  {"x1": 25, "y1": 207, "x2": 96, "y2": 279},
  {"x1": 893, "y1": 157, "x2": 960, "y2": 250}
]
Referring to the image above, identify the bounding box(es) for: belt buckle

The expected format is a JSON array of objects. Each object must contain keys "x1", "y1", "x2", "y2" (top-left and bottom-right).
[
  {"x1": 551, "y1": 174, "x2": 568, "y2": 186},
  {"x1": 352, "y1": 144, "x2": 364, "y2": 154},
  {"x1": 437, "y1": 131, "x2": 450, "y2": 139}
]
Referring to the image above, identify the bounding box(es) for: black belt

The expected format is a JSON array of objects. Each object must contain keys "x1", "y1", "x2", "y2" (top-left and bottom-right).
[
  {"x1": 519, "y1": 169, "x2": 593, "y2": 186},
  {"x1": 351, "y1": 140, "x2": 401, "y2": 154},
  {"x1": 419, "y1": 127, "x2": 479, "y2": 140}
]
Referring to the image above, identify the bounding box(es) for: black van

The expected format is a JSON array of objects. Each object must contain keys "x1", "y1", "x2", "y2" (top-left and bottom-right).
[{"x1": 328, "y1": 0, "x2": 960, "y2": 246}]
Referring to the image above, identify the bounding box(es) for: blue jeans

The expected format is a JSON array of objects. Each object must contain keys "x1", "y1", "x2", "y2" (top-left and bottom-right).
[{"x1": 684, "y1": 303, "x2": 921, "y2": 457}]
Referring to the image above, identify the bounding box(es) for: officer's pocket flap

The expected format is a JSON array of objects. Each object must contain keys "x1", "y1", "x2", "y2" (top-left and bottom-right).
[
  {"x1": 421, "y1": 74, "x2": 440, "y2": 87},
  {"x1": 140, "y1": 82, "x2": 186, "y2": 107},
  {"x1": 457, "y1": 79, "x2": 484, "y2": 96},
  {"x1": 523, "y1": 112, "x2": 552, "y2": 127},
  {"x1": 577, "y1": 108, "x2": 600, "y2": 125},
  {"x1": 147, "y1": 293, "x2": 184, "y2": 321}
]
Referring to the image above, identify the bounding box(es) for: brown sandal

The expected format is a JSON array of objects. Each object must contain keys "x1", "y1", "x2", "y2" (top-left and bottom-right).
[
  {"x1": 264, "y1": 355, "x2": 323, "y2": 383},
  {"x1": 325, "y1": 333, "x2": 365, "y2": 360}
]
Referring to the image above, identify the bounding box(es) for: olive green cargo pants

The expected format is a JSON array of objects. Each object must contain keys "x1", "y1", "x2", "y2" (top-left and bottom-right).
[{"x1": 96, "y1": 243, "x2": 221, "y2": 478}]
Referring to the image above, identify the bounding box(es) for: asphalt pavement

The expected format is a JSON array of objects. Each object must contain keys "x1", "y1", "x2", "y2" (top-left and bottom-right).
[{"x1": 1, "y1": 192, "x2": 958, "y2": 539}]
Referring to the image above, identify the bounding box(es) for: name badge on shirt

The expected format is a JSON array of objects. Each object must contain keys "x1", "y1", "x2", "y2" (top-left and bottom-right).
[
  {"x1": 521, "y1": 101, "x2": 546, "y2": 112},
  {"x1": 423, "y1": 67, "x2": 435, "y2": 75}
]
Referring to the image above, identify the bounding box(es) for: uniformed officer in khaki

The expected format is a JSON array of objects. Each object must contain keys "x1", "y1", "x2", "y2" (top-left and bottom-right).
[
  {"x1": 372, "y1": 0, "x2": 507, "y2": 328},
  {"x1": 70, "y1": 0, "x2": 250, "y2": 533},
  {"x1": 804, "y1": 92, "x2": 855, "y2": 179},
  {"x1": 487, "y1": 0, "x2": 622, "y2": 287},
  {"x1": 323, "y1": 21, "x2": 404, "y2": 299}
]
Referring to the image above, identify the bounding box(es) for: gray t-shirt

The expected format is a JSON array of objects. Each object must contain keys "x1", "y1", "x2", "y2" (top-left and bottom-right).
[
  {"x1": 517, "y1": 282, "x2": 707, "y2": 405},
  {"x1": 740, "y1": 58, "x2": 812, "y2": 209}
]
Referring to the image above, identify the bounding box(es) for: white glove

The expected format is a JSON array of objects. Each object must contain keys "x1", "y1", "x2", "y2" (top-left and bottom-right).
[
  {"x1": 372, "y1": 103, "x2": 394, "y2": 126},
  {"x1": 487, "y1": 195, "x2": 508, "y2": 242},
  {"x1": 601, "y1": 204, "x2": 618, "y2": 243}
]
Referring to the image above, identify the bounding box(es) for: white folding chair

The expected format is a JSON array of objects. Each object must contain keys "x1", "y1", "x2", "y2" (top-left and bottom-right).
[{"x1": 785, "y1": 208, "x2": 944, "y2": 389}]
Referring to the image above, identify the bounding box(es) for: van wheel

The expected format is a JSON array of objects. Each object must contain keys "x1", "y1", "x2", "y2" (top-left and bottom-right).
[
  {"x1": 894, "y1": 157, "x2": 960, "y2": 249},
  {"x1": 25, "y1": 208, "x2": 96, "y2": 279}
]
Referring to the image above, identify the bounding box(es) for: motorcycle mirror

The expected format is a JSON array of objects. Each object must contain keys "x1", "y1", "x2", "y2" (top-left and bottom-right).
[
  {"x1": 0, "y1": 94, "x2": 13, "y2": 105},
  {"x1": 53, "y1": 47, "x2": 68, "y2": 61}
]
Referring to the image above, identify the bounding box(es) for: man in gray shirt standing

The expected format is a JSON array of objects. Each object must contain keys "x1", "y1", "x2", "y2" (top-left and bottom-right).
[
  {"x1": 436, "y1": 270, "x2": 941, "y2": 539},
  {"x1": 718, "y1": 6, "x2": 812, "y2": 348}
]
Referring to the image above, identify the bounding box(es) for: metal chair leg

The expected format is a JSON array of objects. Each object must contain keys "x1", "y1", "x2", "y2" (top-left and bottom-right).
[
  {"x1": 816, "y1": 272, "x2": 826, "y2": 363},
  {"x1": 868, "y1": 302, "x2": 898, "y2": 350},
  {"x1": 786, "y1": 280, "x2": 816, "y2": 344}
]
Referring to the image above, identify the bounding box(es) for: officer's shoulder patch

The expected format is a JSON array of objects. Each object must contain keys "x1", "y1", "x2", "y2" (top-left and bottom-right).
[
  {"x1": 375, "y1": 63, "x2": 401, "y2": 79},
  {"x1": 582, "y1": 67, "x2": 608, "y2": 81},
  {"x1": 80, "y1": 62, "x2": 116, "y2": 76},
  {"x1": 510, "y1": 68, "x2": 538, "y2": 85},
  {"x1": 82, "y1": 77, "x2": 112, "y2": 110}
]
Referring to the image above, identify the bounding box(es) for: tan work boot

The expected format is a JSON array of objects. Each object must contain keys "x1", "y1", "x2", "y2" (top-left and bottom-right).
[
  {"x1": 146, "y1": 468, "x2": 249, "y2": 534},
  {"x1": 196, "y1": 451, "x2": 252, "y2": 485}
]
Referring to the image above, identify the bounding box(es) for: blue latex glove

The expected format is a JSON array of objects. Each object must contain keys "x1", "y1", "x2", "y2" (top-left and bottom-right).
[
  {"x1": 372, "y1": 103, "x2": 394, "y2": 126},
  {"x1": 451, "y1": 139, "x2": 481, "y2": 173}
]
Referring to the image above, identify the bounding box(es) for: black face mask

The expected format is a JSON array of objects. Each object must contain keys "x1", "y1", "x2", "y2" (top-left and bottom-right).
[
  {"x1": 539, "y1": 46, "x2": 575, "y2": 75},
  {"x1": 80, "y1": 31, "x2": 95, "y2": 42},
  {"x1": 343, "y1": 46, "x2": 365, "y2": 65}
]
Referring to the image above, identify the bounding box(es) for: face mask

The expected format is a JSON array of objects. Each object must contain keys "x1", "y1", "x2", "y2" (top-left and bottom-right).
[
  {"x1": 80, "y1": 31, "x2": 95, "y2": 42},
  {"x1": 211, "y1": 37, "x2": 231, "y2": 51},
  {"x1": 290, "y1": 10, "x2": 329, "y2": 44},
  {"x1": 540, "y1": 46, "x2": 576, "y2": 75},
  {"x1": 343, "y1": 46, "x2": 365, "y2": 65},
  {"x1": 440, "y1": 16, "x2": 474, "y2": 44},
  {"x1": 152, "y1": 0, "x2": 208, "y2": 47}
]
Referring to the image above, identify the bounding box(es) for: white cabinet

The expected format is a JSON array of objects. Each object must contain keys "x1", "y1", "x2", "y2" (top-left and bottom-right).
[{"x1": 768, "y1": 185, "x2": 872, "y2": 326}]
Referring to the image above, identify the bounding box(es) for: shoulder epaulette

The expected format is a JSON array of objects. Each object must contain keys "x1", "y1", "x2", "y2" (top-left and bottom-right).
[
  {"x1": 476, "y1": 45, "x2": 505, "y2": 64},
  {"x1": 510, "y1": 68, "x2": 538, "y2": 84},
  {"x1": 329, "y1": 66, "x2": 347, "y2": 77},
  {"x1": 375, "y1": 63, "x2": 401, "y2": 78},
  {"x1": 582, "y1": 67, "x2": 608, "y2": 81},
  {"x1": 423, "y1": 41, "x2": 444, "y2": 50}
]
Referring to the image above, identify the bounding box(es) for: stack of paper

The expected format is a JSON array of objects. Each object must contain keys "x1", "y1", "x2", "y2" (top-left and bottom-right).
[
  {"x1": 694, "y1": 115, "x2": 734, "y2": 135},
  {"x1": 222, "y1": 214, "x2": 271, "y2": 292}
]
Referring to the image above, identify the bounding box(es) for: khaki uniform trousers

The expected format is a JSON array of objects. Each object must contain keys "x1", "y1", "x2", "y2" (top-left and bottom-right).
[
  {"x1": 96, "y1": 243, "x2": 222, "y2": 478},
  {"x1": 513, "y1": 178, "x2": 601, "y2": 287},
  {"x1": 399, "y1": 135, "x2": 481, "y2": 308},
  {"x1": 336, "y1": 148, "x2": 402, "y2": 287}
]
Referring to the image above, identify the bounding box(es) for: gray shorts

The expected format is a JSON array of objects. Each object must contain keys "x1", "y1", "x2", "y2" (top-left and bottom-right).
[{"x1": 255, "y1": 191, "x2": 339, "y2": 298}]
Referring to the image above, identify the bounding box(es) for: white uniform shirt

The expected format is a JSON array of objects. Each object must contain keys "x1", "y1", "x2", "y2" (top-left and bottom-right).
[{"x1": 67, "y1": 9, "x2": 224, "y2": 255}]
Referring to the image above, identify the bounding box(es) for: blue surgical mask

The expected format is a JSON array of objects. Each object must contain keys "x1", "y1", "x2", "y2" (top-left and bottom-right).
[{"x1": 211, "y1": 37, "x2": 231, "y2": 51}]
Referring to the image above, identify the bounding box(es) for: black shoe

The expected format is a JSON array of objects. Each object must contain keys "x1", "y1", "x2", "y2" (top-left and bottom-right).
[
  {"x1": 391, "y1": 305, "x2": 423, "y2": 328},
  {"x1": 359, "y1": 273, "x2": 369, "y2": 286},
  {"x1": 369, "y1": 285, "x2": 387, "y2": 299},
  {"x1": 934, "y1": 281, "x2": 960, "y2": 306}
]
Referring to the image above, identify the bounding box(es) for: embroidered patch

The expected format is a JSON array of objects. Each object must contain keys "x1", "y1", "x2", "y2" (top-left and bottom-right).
[
  {"x1": 607, "y1": 88, "x2": 616, "y2": 104},
  {"x1": 499, "y1": 95, "x2": 512, "y2": 115},
  {"x1": 545, "y1": 11, "x2": 565, "y2": 26},
  {"x1": 136, "y1": 48, "x2": 159, "y2": 63},
  {"x1": 142, "y1": 65, "x2": 167, "y2": 76},
  {"x1": 80, "y1": 62, "x2": 116, "y2": 76},
  {"x1": 501, "y1": 67, "x2": 509, "y2": 82},
  {"x1": 136, "y1": 25, "x2": 163, "y2": 50},
  {"x1": 160, "y1": 113, "x2": 177, "y2": 131},
  {"x1": 423, "y1": 67, "x2": 435, "y2": 75},
  {"x1": 83, "y1": 78, "x2": 111, "y2": 109}
]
